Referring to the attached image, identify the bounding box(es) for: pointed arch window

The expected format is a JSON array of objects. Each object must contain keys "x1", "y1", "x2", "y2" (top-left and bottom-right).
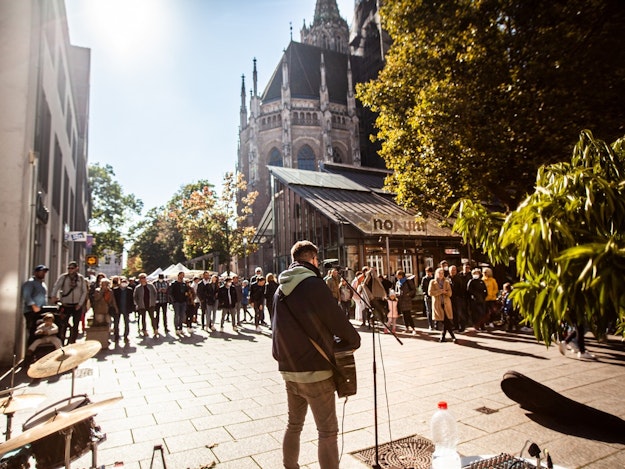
[
  {"x1": 333, "y1": 147, "x2": 343, "y2": 163},
  {"x1": 268, "y1": 148, "x2": 283, "y2": 167},
  {"x1": 297, "y1": 145, "x2": 316, "y2": 171}
]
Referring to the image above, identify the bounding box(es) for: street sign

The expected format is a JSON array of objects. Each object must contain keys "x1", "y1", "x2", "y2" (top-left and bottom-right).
[
  {"x1": 86, "y1": 255, "x2": 98, "y2": 266},
  {"x1": 64, "y1": 231, "x2": 88, "y2": 242}
]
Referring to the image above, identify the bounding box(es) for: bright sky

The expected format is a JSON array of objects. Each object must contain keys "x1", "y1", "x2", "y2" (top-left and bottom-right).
[{"x1": 65, "y1": 0, "x2": 355, "y2": 214}]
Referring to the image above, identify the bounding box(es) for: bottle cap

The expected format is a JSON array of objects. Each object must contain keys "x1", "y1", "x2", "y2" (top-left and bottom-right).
[{"x1": 437, "y1": 401, "x2": 448, "y2": 409}]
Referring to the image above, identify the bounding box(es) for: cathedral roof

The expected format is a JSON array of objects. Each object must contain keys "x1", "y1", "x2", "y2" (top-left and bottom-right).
[{"x1": 261, "y1": 41, "x2": 355, "y2": 105}]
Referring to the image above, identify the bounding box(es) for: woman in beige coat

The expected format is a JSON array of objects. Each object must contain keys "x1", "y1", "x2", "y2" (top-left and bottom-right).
[{"x1": 428, "y1": 267, "x2": 456, "y2": 343}]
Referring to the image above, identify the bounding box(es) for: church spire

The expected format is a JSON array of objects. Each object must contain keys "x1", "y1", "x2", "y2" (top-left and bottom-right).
[
  {"x1": 253, "y1": 57, "x2": 258, "y2": 97},
  {"x1": 313, "y1": 0, "x2": 342, "y2": 24},
  {"x1": 240, "y1": 74, "x2": 247, "y2": 129},
  {"x1": 300, "y1": 0, "x2": 349, "y2": 53}
]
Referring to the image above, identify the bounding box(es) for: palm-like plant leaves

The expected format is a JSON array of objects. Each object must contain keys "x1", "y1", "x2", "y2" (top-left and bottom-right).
[{"x1": 450, "y1": 131, "x2": 625, "y2": 344}]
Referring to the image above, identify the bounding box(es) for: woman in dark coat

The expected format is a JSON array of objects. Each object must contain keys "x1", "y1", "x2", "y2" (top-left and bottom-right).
[
  {"x1": 395, "y1": 270, "x2": 417, "y2": 333},
  {"x1": 264, "y1": 273, "x2": 279, "y2": 327}
]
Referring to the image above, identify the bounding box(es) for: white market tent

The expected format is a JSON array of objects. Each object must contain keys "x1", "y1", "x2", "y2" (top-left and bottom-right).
[
  {"x1": 161, "y1": 263, "x2": 192, "y2": 279},
  {"x1": 146, "y1": 267, "x2": 163, "y2": 281}
]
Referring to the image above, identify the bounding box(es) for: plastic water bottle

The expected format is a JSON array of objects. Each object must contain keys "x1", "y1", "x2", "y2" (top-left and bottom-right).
[{"x1": 430, "y1": 401, "x2": 461, "y2": 469}]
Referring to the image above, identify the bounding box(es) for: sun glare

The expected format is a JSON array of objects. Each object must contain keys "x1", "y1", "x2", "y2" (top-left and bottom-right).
[{"x1": 83, "y1": 0, "x2": 172, "y2": 67}]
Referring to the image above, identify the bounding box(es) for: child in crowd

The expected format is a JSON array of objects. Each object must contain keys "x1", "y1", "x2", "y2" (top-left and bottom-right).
[
  {"x1": 27, "y1": 313, "x2": 62, "y2": 355},
  {"x1": 386, "y1": 291, "x2": 399, "y2": 334}
]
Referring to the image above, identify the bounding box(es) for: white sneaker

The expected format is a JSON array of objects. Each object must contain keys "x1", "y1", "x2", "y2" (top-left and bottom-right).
[
  {"x1": 578, "y1": 351, "x2": 596, "y2": 360},
  {"x1": 255, "y1": 326, "x2": 261, "y2": 332},
  {"x1": 233, "y1": 326, "x2": 238, "y2": 332}
]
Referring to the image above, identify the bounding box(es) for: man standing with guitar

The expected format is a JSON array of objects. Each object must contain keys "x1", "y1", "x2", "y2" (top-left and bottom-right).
[{"x1": 272, "y1": 240, "x2": 361, "y2": 469}]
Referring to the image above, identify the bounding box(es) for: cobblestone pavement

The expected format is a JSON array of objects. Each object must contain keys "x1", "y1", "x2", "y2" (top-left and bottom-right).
[{"x1": 2, "y1": 316, "x2": 624, "y2": 469}]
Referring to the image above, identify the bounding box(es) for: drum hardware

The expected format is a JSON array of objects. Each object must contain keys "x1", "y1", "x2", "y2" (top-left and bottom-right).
[
  {"x1": 0, "y1": 396, "x2": 121, "y2": 469},
  {"x1": 2, "y1": 394, "x2": 46, "y2": 441},
  {"x1": 27, "y1": 341, "x2": 101, "y2": 397},
  {"x1": 2, "y1": 356, "x2": 46, "y2": 441}
]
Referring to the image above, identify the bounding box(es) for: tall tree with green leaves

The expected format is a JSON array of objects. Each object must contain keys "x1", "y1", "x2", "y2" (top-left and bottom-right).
[
  {"x1": 357, "y1": 0, "x2": 625, "y2": 214},
  {"x1": 88, "y1": 163, "x2": 143, "y2": 257},
  {"x1": 168, "y1": 173, "x2": 257, "y2": 271},
  {"x1": 451, "y1": 131, "x2": 625, "y2": 343}
]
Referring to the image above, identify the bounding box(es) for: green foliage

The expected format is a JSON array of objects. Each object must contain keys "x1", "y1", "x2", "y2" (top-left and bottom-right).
[
  {"x1": 167, "y1": 172, "x2": 258, "y2": 269},
  {"x1": 451, "y1": 131, "x2": 625, "y2": 343},
  {"x1": 127, "y1": 173, "x2": 258, "y2": 275},
  {"x1": 127, "y1": 207, "x2": 185, "y2": 275},
  {"x1": 88, "y1": 163, "x2": 143, "y2": 256},
  {"x1": 357, "y1": 0, "x2": 625, "y2": 214}
]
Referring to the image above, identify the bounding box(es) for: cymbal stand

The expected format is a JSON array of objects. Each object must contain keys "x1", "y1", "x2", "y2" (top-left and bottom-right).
[
  {"x1": 4, "y1": 412, "x2": 15, "y2": 441},
  {"x1": 3, "y1": 356, "x2": 17, "y2": 440}
]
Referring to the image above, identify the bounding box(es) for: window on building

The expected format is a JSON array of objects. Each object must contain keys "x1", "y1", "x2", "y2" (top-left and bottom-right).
[
  {"x1": 366, "y1": 255, "x2": 385, "y2": 277},
  {"x1": 399, "y1": 255, "x2": 413, "y2": 275},
  {"x1": 268, "y1": 148, "x2": 283, "y2": 167},
  {"x1": 297, "y1": 145, "x2": 316, "y2": 171}
]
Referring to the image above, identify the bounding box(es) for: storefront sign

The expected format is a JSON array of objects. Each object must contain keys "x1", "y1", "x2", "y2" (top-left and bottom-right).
[{"x1": 364, "y1": 215, "x2": 426, "y2": 235}]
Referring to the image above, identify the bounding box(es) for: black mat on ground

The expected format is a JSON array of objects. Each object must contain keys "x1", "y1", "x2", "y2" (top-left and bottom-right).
[{"x1": 350, "y1": 434, "x2": 434, "y2": 469}]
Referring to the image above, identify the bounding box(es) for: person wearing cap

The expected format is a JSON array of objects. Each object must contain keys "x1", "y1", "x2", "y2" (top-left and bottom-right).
[
  {"x1": 22, "y1": 265, "x2": 50, "y2": 344},
  {"x1": 51, "y1": 261, "x2": 88, "y2": 344}
]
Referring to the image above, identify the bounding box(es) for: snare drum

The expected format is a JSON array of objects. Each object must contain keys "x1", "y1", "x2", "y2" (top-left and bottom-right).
[{"x1": 22, "y1": 395, "x2": 96, "y2": 469}]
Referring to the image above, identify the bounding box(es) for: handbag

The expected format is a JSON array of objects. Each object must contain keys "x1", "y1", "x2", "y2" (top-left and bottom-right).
[{"x1": 278, "y1": 288, "x2": 357, "y2": 398}]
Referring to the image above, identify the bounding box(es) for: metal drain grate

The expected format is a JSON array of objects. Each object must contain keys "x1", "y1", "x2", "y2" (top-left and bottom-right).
[
  {"x1": 351, "y1": 434, "x2": 434, "y2": 469},
  {"x1": 475, "y1": 406, "x2": 498, "y2": 414}
]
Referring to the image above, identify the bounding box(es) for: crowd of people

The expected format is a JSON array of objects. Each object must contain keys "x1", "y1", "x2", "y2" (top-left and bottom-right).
[
  {"x1": 21, "y1": 262, "x2": 283, "y2": 352},
  {"x1": 21, "y1": 256, "x2": 530, "y2": 355}
]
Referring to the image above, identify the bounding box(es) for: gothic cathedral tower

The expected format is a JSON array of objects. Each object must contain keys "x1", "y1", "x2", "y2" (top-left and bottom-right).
[{"x1": 238, "y1": 0, "x2": 387, "y2": 268}]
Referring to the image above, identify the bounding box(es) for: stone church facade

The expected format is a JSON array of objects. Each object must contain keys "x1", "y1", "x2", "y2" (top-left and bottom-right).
[{"x1": 237, "y1": 0, "x2": 390, "y2": 271}]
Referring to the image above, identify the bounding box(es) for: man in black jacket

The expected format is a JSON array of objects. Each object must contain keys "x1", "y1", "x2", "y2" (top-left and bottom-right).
[{"x1": 272, "y1": 240, "x2": 361, "y2": 469}]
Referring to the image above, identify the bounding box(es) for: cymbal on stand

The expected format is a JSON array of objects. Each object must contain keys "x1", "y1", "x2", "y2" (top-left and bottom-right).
[
  {"x1": 0, "y1": 394, "x2": 46, "y2": 415},
  {"x1": 0, "y1": 396, "x2": 122, "y2": 457},
  {"x1": 27, "y1": 341, "x2": 102, "y2": 379}
]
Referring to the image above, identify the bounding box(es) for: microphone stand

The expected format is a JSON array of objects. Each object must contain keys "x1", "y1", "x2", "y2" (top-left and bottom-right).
[{"x1": 339, "y1": 271, "x2": 402, "y2": 468}]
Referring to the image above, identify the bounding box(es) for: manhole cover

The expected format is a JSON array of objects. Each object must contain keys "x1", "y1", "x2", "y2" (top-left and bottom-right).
[{"x1": 351, "y1": 434, "x2": 434, "y2": 469}]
